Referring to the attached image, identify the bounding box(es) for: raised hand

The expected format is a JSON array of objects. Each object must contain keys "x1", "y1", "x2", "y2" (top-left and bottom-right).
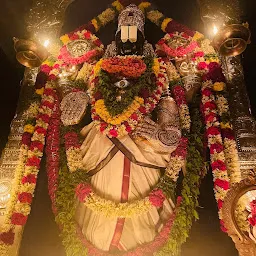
[{"x1": 133, "y1": 116, "x2": 181, "y2": 153}]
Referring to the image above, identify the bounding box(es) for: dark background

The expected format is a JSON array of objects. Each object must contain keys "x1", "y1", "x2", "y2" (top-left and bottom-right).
[{"x1": 0, "y1": 0, "x2": 256, "y2": 255}]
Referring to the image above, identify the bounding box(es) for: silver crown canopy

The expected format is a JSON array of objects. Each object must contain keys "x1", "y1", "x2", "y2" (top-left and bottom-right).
[{"x1": 116, "y1": 4, "x2": 145, "y2": 36}]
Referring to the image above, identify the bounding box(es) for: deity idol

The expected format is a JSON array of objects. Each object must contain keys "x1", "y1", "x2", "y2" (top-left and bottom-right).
[
  {"x1": 60, "y1": 5, "x2": 183, "y2": 252},
  {"x1": 3, "y1": 2, "x2": 241, "y2": 256}
]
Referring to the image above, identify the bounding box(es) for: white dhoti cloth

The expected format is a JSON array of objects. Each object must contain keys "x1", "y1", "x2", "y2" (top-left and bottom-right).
[{"x1": 75, "y1": 123, "x2": 175, "y2": 251}]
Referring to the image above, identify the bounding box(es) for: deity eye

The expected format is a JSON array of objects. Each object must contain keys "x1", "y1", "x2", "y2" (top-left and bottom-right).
[{"x1": 114, "y1": 79, "x2": 130, "y2": 88}]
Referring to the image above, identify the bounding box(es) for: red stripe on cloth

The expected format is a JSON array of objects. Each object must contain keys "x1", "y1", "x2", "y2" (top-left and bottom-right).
[{"x1": 109, "y1": 156, "x2": 131, "y2": 251}]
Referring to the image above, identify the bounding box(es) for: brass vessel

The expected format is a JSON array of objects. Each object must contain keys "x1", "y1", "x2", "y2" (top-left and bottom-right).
[
  {"x1": 212, "y1": 24, "x2": 251, "y2": 57},
  {"x1": 13, "y1": 37, "x2": 49, "y2": 67}
]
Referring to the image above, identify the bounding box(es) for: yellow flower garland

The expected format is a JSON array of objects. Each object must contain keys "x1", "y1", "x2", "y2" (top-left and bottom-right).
[
  {"x1": 192, "y1": 31, "x2": 204, "y2": 42},
  {"x1": 112, "y1": 0, "x2": 123, "y2": 12},
  {"x1": 24, "y1": 124, "x2": 35, "y2": 134},
  {"x1": 213, "y1": 82, "x2": 225, "y2": 92},
  {"x1": 35, "y1": 87, "x2": 44, "y2": 95},
  {"x1": 60, "y1": 34, "x2": 70, "y2": 45},
  {"x1": 138, "y1": 2, "x2": 151, "y2": 12},
  {"x1": 84, "y1": 193, "x2": 152, "y2": 218},
  {"x1": 91, "y1": 18, "x2": 99, "y2": 32},
  {"x1": 152, "y1": 58, "x2": 160, "y2": 75},
  {"x1": 147, "y1": 10, "x2": 164, "y2": 25},
  {"x1": 98, "y1": 8, "x2": 116, "y2": 26},
  {"x1": 161, "y1": 18, "x2": 172, "y2": 32},
  {"x1": 95, "y1": 97, "x2": 144, "y2": 125}
]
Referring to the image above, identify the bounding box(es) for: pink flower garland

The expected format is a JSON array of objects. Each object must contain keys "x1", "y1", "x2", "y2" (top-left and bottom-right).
[
  {"x1": 156, "y1": 33, "x2": 198, "y2": 58},
  {"x1": 58, "y1": 29, "x2": 104, "y2": 65},
  {"x1": 249, "y1": 200, "x2": 256, "y2": 227}
]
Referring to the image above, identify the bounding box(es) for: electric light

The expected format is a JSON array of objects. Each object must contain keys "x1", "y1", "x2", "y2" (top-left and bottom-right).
[{"x1": 43, "y1": 39, "x2": 50, "y2": 48}]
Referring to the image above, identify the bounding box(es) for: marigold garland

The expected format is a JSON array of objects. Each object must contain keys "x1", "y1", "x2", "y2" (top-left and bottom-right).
[{"x1": 95, "y1": 97, "x2": 144, "y2": 125}]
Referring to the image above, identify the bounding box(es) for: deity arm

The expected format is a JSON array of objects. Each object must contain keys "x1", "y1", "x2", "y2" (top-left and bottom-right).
[
  {"x1": 133, "y1": 97, "x2": 181, "y2": 154},
  {"x1": 59, "y1": 62, "x2": 94, "y2": 126}
]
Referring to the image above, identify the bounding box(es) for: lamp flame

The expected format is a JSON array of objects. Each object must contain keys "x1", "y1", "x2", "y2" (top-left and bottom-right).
[{"x1": 213, "y1": 25, "x2": 218, "y2": 35}]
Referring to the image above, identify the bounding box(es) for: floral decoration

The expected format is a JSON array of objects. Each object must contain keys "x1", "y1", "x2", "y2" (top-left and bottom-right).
[
  {"x1": 90, "y1": 56, "x2": 169, "y2": 138},
  {"x1": 208, "y1": 63, "x2": 241, "y2": 184},
  {"x1": 75, "y1": 182, "x2": 154, "y2": 218},
  {"x1": 64, "y1": 131, "x2": 85, "y2": 173},
  {"x1": 101, "y1": 57, "x2": 147, "y2": 78},
  {"x1": 59, "y1": 29, "x2": 104, "y2": 65},
  {"x1": 201, "y1": 80, "x2": 230, "y2": 232},
  {"x1": 45, "y1": 90, "x2": 61, "y2": 214},
  {"x1": 156, "y1": 32, "x2": 198, "y2": 58}
]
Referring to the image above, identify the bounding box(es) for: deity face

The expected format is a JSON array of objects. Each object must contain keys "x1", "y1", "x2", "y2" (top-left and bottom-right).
[{"x1": 115, "y1": 30, "x2": 144, "y2": 56}]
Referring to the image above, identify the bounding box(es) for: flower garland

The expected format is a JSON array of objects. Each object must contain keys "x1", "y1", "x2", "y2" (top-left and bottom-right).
[
  {"x1": 248, "y1": 199, "x2": 256, "y2": 227},
  {"x1": 0, "y1": 92, "x2": 43, "y2": 252},
  {"x1": 172, "y1": 81, "x2": 191, "y2": 133},
  {"x1": 156, "y1": 32, "x2": 199, "y2": 58},
  {"x1": 201, "y1": 80, "x2": 230, "y2": 232},
  {"x1": 50, "y1": 90, "x2": 204, "y2": 256},
  {"x1": 90, "y1": 57, "x2": 168, "y2": 138},
  {"x1": 156, "y1": 93, "x2": 205, "y2": 256},
  {"x1": 76, "y1": 183, "x2": 154, "y2": 218},
  {"x1": 101, "y1": 56, "x2": 147, "y2": 78},
  {"x1": 59, "y1": 29, "x2": 104, "y2": 65},
  {"x1": 45, "y1": 91, "x2": 61, "y2": 214},
  {"x1": 64, "y1": 130, "x2": 85, "y2": 173},
  {"x1": 77, "y1": 198, "x2": 181, "y2": 256},
  {"x1": 95, "y1": 97, "x2": 144, "y2": 125},
  {"x1": 10, "y1": 84, "x2": 55, "y2": 228},
  {"x1": 137, "y1": 1, "x2": 204, "y2": 40},
  {"x1": 207, "y1": 63, "x2": 241, "y2": 184},
  {"x1": 74, "y1": 1, "x2": 124, "y2": 35},
  {"x1": 0, "y1": 84, "x2": 55, "y2": 252}
]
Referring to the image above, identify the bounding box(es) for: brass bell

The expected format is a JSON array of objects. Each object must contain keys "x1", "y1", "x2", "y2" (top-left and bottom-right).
[
  {"x1": 13, "y1": 37, "x2": 49, "y2": 68},
  {"x1": 212, "y1": 24, "x2": 251, "y2": 57}
]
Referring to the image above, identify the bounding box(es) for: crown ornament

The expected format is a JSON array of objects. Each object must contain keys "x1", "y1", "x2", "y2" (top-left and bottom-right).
[{"x1": 117, "y1": 4, "x2": 145, "y2": 36}]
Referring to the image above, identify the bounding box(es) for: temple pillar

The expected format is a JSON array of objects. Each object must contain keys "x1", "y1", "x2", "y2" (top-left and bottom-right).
[{"x1": 197, "y1": 0, "x2": 256, "y2": 255}]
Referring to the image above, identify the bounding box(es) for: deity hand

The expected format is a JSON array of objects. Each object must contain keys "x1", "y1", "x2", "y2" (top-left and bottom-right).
[
  {"x1": 133, "y1": 116, "x2": 181, "y2": 153},
  {"x1": 60, "y1": 91, "x2": 90, "y2": 126}
]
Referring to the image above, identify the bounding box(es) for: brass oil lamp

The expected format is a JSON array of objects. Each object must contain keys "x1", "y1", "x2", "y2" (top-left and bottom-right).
[{"x1": 13, "y1": 37, "x2": 49, "y2": 67}]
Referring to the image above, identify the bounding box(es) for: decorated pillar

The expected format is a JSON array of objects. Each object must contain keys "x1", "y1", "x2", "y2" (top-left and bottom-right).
[
  {"x1": 198, "y1": 0, "x2": 256, "y2": 255},
  {"x1": 197, "y1": 0, "x2": 255, "y2": 175}
]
